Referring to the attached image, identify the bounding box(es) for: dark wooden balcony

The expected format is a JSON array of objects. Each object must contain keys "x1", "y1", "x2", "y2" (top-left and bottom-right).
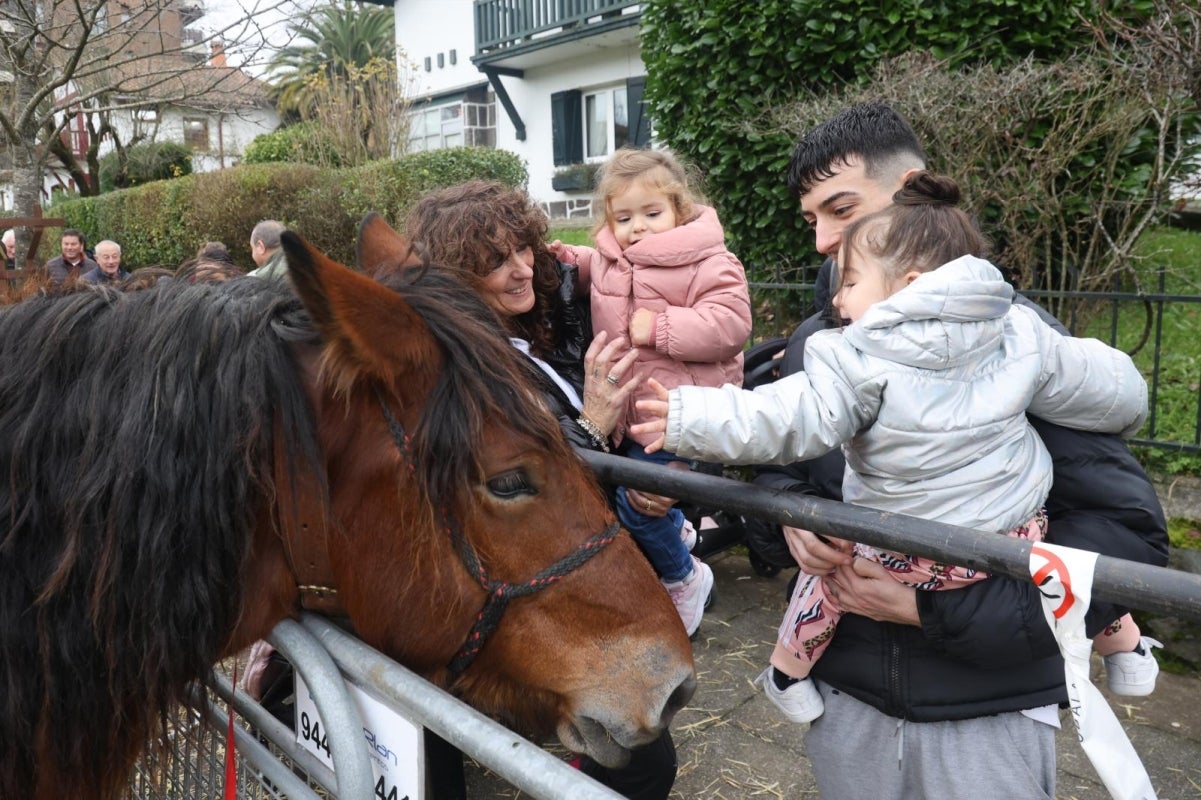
[{"x1": 474, "y1": 0, "x2": 640, "y2": 64}]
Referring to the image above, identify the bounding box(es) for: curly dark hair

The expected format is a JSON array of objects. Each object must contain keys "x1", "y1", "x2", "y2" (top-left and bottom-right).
[{"x1": 404, "y1": 181, "x2": 562, "y2": 356}]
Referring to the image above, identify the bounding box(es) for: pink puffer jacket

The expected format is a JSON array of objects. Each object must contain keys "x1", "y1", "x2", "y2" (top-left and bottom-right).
[{"x1": 561, "y1": 205, "x2": 752, "y2": 447}]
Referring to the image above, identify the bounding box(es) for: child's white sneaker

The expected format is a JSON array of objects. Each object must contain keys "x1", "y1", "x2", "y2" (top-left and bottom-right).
[
  {"x1": 754, "y1": 667, "x2": 824, "y2": 724},
  {"x1": 1104, "y1": 636, "x2": 1163, "y2": 696}
]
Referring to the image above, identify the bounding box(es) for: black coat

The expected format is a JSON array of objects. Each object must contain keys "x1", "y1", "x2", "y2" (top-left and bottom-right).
[
  {"x1": 523, "y1": 260, "x2": 599, "y2": 452},
  {"x1": 752, "y1": 259, "x2": 1168, "y2": 720}
]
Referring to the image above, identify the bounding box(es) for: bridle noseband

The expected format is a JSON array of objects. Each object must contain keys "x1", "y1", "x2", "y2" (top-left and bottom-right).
[{"x1": 375, "y1": 395, "x2": 620, "y2": 678}]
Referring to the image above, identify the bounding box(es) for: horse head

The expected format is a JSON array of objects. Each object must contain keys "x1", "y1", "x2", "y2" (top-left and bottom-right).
[{"x1": 260, "y1": 222, "x2": 696, "y2": 768}]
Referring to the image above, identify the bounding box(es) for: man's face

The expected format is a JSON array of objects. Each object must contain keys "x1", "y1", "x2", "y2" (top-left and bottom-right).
[
  {"x1": 3, "y1": 237, "x2": 14, "y2": 259},
  {"x1": 250, "y1": 239, "x2": 267, "y2": 267},
  {"x1": 61, "y1": 235, "x2": 83, "y2": 262},
  {"x1": 95, "y1": 245, "x2": 121, "y2": 275},
  {"x1": 798, "y1": 158, "x2": 903, "y2": 258}
]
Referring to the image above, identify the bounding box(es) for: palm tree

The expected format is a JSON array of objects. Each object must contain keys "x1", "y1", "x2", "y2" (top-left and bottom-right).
[{"x1": 268, "y1": 1, "x2": 395, "y2": 115}]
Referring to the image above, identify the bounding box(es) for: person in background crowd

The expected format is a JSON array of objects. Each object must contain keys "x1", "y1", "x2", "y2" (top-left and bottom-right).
[
  {"x1": 2, "y1": 230, "x2": 15, "y2": 269},
  {"x1": 247, "y1": 221, "x2": 288, "y2": 280},
  {"x1": 81, "y1": 240, "x2": 131, "y2": 285},
  {"x1": 44, "y1": 228, "x2": 98, "y2": 284}
]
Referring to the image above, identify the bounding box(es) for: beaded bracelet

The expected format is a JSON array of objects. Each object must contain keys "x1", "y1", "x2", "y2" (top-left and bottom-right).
[{"x1": 576, "y1": 415, "x2": 611, "y2": 453}]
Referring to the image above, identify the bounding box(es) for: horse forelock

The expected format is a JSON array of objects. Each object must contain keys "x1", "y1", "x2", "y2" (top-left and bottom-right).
[
  {"x1": 0, "y1": 278, "x2": 319, "y2": 797},
  {"x1": 374, "y1": 268, "x2": 572, "y2": 511}
]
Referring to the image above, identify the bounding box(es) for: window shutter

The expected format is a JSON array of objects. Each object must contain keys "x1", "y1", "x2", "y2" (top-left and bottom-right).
[
  {"x1": 551, "y1": 90, "x2": 582, "y2": 166},
  {"x1": 626, "y1": 76, "x2": 651, "y2": 148}
]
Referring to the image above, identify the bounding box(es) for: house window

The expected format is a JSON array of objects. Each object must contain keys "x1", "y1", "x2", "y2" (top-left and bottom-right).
[
  {"x1": 583, "y1": 86, "x2": 628, "y2": 161},
  {"x1": 183, "y1": 116, "x2": 209, "y2": 150},
  {"x1": 408, "y1": 104, "x2": 463, "y2": 152},
  {"x1": 553, "y1": 79, "x2": 650, "y2": 169},
  {"x1": 133, "y1": 107, "x2": 158, "y2": 139}
]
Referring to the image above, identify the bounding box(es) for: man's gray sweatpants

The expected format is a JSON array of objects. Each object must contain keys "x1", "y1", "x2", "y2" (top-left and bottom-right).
[{"x1": 804, "y1": 681, "x2": 1057, "y2": 800}]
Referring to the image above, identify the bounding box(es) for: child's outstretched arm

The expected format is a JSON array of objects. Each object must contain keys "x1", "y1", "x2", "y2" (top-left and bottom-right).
[{"x1": 630, "y1": 378, "x2": 670, "y2": 453}]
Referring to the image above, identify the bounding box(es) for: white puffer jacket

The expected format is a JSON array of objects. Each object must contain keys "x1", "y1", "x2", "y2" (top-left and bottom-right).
[{"x1": 666, "y1": 256, "x2": 1148, "y2": 533}]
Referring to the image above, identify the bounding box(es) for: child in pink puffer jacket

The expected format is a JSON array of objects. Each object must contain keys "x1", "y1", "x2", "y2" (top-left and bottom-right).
[{"x1": 551, "y1": 148, "x2": 751, "y2": 637}]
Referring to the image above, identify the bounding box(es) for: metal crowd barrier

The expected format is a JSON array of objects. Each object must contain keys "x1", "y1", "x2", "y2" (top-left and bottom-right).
[
  {"x1": 127, "y1": 454, "x2": 1201, "y2": 798},
  {"x1": 128, "y1": 617, "x2": 622, "y2": 799}
]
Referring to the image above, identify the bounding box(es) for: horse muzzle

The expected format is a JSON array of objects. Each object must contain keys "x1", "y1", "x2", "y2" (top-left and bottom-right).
[{"x1": 557, "y1": 669, "x2": 697, "y2": 768}]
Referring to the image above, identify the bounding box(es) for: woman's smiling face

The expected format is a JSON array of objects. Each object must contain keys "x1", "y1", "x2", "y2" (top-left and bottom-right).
[{"x1": 480, "y1": 244, "x2": 536, "y2": 317}]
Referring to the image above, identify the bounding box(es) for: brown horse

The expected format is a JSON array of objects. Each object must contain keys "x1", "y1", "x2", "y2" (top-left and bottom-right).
[{"x1": 0, "y1": 226, "x2": 695, "y2": 800}]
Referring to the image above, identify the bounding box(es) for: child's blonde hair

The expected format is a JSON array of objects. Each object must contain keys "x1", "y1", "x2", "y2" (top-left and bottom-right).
[{"x1": 592, "y1": 148, "x2": 698, "y2": 237}]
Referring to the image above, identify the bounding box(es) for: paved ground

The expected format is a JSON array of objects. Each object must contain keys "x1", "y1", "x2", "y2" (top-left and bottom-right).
[{"x1": 468, "y1": 546, "x2": 1201, "y2": 799}]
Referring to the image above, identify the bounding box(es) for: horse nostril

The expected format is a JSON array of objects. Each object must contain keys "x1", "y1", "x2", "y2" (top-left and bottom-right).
[{"x1": 663, "y1": 673, "x2": 697, "y2": 722}]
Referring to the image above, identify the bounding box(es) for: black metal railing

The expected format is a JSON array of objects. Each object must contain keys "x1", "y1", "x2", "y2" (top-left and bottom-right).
[
  {"x1": 474, "y1": 0, "x2": 640, "y2": 54},
  {"x1": 747, "y1": 275, "x2": 1201, "y2": 454}
]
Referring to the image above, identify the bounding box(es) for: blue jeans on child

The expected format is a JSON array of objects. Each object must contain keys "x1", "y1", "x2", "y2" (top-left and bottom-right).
[{"x1": 615, "y1": 442, "x2": 693, "y2": 583}]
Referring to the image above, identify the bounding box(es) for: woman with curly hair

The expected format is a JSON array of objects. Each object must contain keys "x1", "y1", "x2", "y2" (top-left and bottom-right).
[{"x1": 405, "y1": 180, "x2": 681, "y2": 800}]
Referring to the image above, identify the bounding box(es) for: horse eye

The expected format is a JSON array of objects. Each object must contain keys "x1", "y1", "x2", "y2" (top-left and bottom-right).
[{"x1": 486, "y1": 470, "x2": 536, "y2": 499}]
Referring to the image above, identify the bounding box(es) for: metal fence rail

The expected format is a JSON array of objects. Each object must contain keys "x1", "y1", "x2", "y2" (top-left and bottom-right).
[
  {"x1": 126, "y1": 445, "x2": 1201, "y2": 798},
  {"x1": 579, "y1": 450, "x2": 1201, "y2": 623}
]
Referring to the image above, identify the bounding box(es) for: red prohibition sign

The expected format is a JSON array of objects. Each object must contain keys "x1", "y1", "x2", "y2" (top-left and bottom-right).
[{"x1": 1031, "y1": 543, "x2": 1076, "y2": 619}]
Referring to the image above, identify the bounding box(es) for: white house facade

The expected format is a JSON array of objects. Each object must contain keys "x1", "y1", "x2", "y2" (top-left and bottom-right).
[{"x1": 393, "y1": 0, "x2": 648, "y2": 219}]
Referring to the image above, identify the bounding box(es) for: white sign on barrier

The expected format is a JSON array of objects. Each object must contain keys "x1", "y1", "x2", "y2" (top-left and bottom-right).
[{"x1": 295, "y1": 674, "x2": 425, "y2": 800}]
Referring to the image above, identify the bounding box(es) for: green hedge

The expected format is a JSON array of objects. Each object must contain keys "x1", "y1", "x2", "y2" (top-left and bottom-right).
[
  {"x1": 44, "y1": 147, "x2": 527, "y2": 268},
  {"x1": 97, "y1": 141, "x2": 193, "y2": 192},
  {"x1": 242, "y1": 121, "x2": 344, "y2": 167},
  {"x1": 640, "y1": 0, "x2": 1155, "y2": 276}
]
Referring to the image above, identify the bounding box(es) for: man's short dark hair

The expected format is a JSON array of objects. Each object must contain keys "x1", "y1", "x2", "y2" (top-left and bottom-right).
[
  {"x1": 786, "y1": 103, "x2": 928, "y2": 197},
  {"x1": 62, "y1": 228, "x2": 84, "y2": 243}
]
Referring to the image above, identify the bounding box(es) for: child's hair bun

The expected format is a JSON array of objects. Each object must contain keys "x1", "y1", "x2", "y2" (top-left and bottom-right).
[{"x1": 894, "y1": 171, "x2": 960, "y2": 207}]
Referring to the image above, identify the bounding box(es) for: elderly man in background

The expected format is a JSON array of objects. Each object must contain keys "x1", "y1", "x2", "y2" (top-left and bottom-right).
[
  {"x1": 247, "y1": 220, "x2": 288, "y2": 280},
  {"x1": 81, "y1": 240, "x2": 130, "y2": 285},
  {"x1": 2, "y1": 230, "x2": 15, "y2": 269}
]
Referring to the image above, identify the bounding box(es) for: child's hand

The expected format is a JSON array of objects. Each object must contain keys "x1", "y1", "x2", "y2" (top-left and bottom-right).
[
  {"x1": 547, "y1": 239, "x2": 568, "y2": 259},
  {"x1": 629, "y1": 378, "x2": 670, "y2": 453},
  {"x1": 629, "y1": 308, "x2": 656, "y2": 347}
]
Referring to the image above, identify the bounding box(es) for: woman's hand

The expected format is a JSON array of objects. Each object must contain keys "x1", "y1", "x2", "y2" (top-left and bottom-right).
[
  {"x1": 628, "y1": 378, "x2": 669, "y2": 453},
  {"x1": 581, "y1": 331, "x2": 641, "y2": 436},
  {"x1": 625, "y1": 487, "x2": 678, "y2": 517}
]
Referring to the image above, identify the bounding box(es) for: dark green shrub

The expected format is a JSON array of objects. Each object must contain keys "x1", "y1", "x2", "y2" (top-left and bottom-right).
[
  {"x1": 242, "y1": 122, "x2": 343, "y2": 167},
  {"x1": 340, "y1": 147, "x2": 527, "y2": 227},
  {"x1": 97, "y1": 141, "x2": 193, "y2": 192}
]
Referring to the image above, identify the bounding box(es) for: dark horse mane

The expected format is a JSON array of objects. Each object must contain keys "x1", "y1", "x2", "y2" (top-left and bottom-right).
[{"x1": 0, "y1": 266, "x2": 567, "y2": 797}]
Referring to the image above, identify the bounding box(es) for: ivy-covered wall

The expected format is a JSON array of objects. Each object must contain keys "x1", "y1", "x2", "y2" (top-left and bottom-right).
[{"x1": 640, "y1": 0, "x2": 1152, "y2": 277}]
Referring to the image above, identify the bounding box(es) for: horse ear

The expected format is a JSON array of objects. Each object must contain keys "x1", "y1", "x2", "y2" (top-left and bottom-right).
[
  {"x1": 357, "y1": 212, "x2": 423, "y2": 278},
  {"x1": 281, "y1": 230, "x2": 439, "y2": 383}
]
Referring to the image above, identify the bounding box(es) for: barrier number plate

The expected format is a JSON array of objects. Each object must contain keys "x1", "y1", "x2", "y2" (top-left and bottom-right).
[{"x1": 295, "y1": 674, "x2": 424, "y2": 800}]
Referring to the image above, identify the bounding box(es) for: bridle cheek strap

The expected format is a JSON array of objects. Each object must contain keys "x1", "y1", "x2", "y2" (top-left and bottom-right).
[
  {"x1": 373, "y1": 391, "x2": 622, "y2": 681},
  {"x1": 273, "y1": 416, "x2": 343, "y2": 615}
]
